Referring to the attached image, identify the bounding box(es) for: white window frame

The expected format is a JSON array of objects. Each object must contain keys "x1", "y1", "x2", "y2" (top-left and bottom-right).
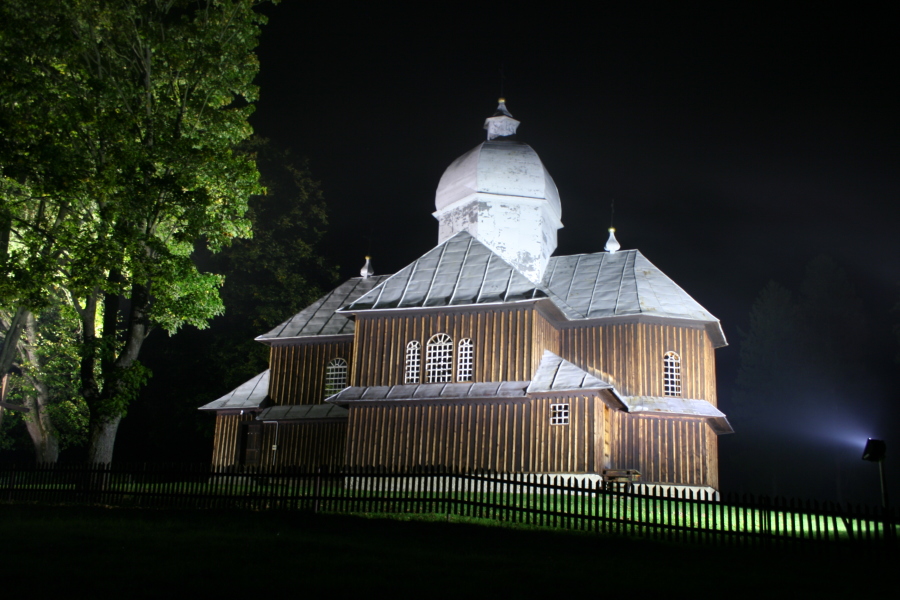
[
  {"x1": 456, "y1": 338, "x2": 474, "y2": 382},
  {"x1": 425, "y1": 333, "x2": 453, "y2": 383},
  {"x1": 324, "y1": 358, "x2": 348, "y2": 398},
  {"x1": 405, "y1": 340, "x2": 421, "y2": 384},
  {"x1": 664, "y1": 351, "x2": 681, "y2": 397},
  {"x1": 550, "y1": 403, "x2": 570, "y2": 425}
]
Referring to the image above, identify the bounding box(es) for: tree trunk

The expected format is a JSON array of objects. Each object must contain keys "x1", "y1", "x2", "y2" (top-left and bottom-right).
[
  {"x1": 18, "y1": 310, "x2": 61, "y2": 462},
  {"x1": 0, "y1": 306, "x2": 29, "y2": 377},
  {"x1": 25, "y1": 419, "x2": 59, "y2": 463},
  {"x1": 87, "y1": 415, "x2": 121, "y2": 464}
]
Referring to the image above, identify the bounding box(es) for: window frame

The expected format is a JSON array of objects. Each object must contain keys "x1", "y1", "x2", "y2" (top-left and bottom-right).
[
  {"x1": 324, "y1": 357, "x2": 349, "y2": 398},
  {"x1": 405, "y1": 340, "x2": 421, "y2": 384},
  {"x1": 425, "y1": 333, "x2": 454, "y2": 383},
  {"x1": 550, "y1": 403, "x2": 570, "y2": 425},
  {"x1": 456, "y1": 338, "x2": 474, "y2": 382},
  {"x1": 663, "y1": 351, "x2": 681, "y2": 397}
]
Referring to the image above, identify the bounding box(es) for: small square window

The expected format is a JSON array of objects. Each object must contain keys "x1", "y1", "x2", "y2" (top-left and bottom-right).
[{"x1": 550, "y1": 403, "x2": 569, "y2": 425}]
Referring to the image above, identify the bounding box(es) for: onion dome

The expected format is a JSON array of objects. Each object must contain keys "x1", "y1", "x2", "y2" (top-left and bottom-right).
[
  {"x1": 434, "y1": 100, "x2": 561, "y2": 220},
  {"x1": 432, "y1": 100, "x2": 563, "y2": 284}
]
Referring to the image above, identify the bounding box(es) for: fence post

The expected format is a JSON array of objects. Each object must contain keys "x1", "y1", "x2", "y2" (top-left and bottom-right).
[{"x1": 314, "y1": 465, "x2": 326, "y2": 514}]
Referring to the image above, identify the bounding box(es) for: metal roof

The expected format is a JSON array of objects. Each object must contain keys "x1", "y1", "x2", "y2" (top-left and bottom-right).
[
  {"x1": 542, "y1": 250, "x2": 727, "y2": 347},
  {"x1": 528, "y1": 351, "x2": 614, "y2": 393},
  {"x1": 326, "y1": 381, "x2": 530, "y2": 406},
  {"x1": 198, "y1": 370, "x2": 270, "y2": 411},
  {"x1": 622, "y1": 396, "x2": 733, "y2": 434},
  {"x1": 256, "y1": 275, "x2": 390, "y2": 342},
  {"x1": 257, "y1": 403, "x2": 348, "y2": 421},
  {"x1": 341, "y1": 232, "x2": 546, "y2": 311}
]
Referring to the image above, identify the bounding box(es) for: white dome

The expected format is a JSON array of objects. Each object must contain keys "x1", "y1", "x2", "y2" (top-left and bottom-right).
[{"x1": 434, "y1": 139, "x2": 562, "y2": 219}]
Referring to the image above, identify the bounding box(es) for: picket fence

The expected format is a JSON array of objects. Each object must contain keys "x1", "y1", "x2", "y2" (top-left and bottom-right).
[{"x1": 2, "y1": 462, "x2": 896, "y2": 551}]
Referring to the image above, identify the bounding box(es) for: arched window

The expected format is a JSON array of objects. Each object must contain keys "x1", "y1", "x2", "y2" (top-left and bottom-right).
[
  {"x1": 324, "y1": 358, "x2": 348, "y2": 398},
  {"x1": 663, "y1": 351, "x2": 681, "y2": 396},
  {"x1": 405, "y1": 340, "x2": 421, "y2": 384},
  {"x1": 457, "y1": 338, "x2": 474, "y2": 382},
  {"x1": 425, "y1": 333, "x2": 453, "y2": 383}
]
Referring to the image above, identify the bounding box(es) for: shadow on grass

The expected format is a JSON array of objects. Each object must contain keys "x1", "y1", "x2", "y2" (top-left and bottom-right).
[{"x1": 1, "y1": 503, "x2": 892, "y2": 597}]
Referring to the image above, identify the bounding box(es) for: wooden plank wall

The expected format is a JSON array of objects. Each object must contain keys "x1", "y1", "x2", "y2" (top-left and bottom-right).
[
  {"x1": 345, "y1": 395, "x2": 603, "y2": 473},
  {"x1": 211, "y1": 413, "x2": 255, "y2": 467},
  {"x1": 257, "y1": 422, "x2": 347, "y2": 468},
  {"x1": 532, "y1": 309, "x2": 561, "y2": 375},
  {"x1": 352, "y1": 307, "x2": 556, "y2": 386},
  {"x1": 562, "y1": 323, "x2": 717, "y2": 402},
  {"x1": 268, "y1": 340, "x2": 353, "y2": 405},
  {"x1": 610, "y1": 412, "x2": 715, "y2": 487}
]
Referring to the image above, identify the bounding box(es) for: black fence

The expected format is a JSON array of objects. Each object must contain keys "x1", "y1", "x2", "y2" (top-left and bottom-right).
[{"x1": 2, "y1": 462, "x2": 896, "y2": 551}]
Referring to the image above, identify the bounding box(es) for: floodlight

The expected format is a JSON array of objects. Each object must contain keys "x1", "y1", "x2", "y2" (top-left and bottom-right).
[{"x1": 862, "y1": 438, "x2": 886, "y2": 462}]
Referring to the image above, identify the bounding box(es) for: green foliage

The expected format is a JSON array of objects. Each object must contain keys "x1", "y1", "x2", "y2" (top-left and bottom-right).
[
  {"x1": 124, "y1": 138, "x2": 337, "y2": 461},
  {"x1": 0, "y1": 0, "x2": 273, "y2": 459},
  {"x1": 1, "y1": 303, "x2": 89, "y2": 451}
]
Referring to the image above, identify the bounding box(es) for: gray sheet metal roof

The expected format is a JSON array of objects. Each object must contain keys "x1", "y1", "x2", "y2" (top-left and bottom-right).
[
  {"x1": 623, "y1": 395, "x2": 733, "y2": 434},
  {"x1": 326, "y1": 381, "x2": 530, "y2": 406},
  {"x1": 257, "y1": 403, "x2": 348, "y2": 421},
  {"x1": 542, "y1": 250, "x2": 726, "y2": 347},
  {"x1": 528, "y1": 351, "x2": 613, "y2": 392},
  {"x1": 341, "y1": 232, "x2": 546, "y2": 311},
  {"x1": 256, "y1": 275, "x2": 391, "y2": 341},
  {"x1": 198, "y1": 370, "x2": 270, "y2": 411}
]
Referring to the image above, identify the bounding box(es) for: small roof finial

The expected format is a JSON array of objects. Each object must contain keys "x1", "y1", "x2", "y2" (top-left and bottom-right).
[
  {"x1": 605, "y1": 228, "x2": 621, "y2": 254},
  {"x1": 484, "y1": 98, "x2": 520, "y2": 140},
  {"x1": 360, "y1": 256, "x2": 374, "y2": 279}
]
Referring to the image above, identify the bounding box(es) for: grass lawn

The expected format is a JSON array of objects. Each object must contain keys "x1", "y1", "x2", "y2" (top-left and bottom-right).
[{"x1": 1, "y1": 503, "x2": 892, "y2": 598}]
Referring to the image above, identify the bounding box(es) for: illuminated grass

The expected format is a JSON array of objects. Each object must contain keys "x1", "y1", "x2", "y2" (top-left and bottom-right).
[{"x1": 8, "y1": 476, "x2": 895, "y2": 544}]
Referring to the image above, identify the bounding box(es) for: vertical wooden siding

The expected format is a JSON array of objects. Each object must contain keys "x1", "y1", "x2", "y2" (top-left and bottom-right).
[
  {"x1": 561, "y1": 322, "x2": 717, "y2": 402},
  {"x1": 610, "y1": 412, "x2": 715, "y2": 487},
  {"x1": 345, "y1": 395, "x2": 605, "y2": 473},
  {"x1": 268, "y1": 340, "x2": 353, "y2": 405},
  {"x1": 211, "y1": 413, "x2": 255, "y2": 467},
  {"x1": 257, "y1": 422, "x2": 347, "y2": 468},
  {"x1": 352, "y1": 306, "x2": 559, "y2": 387}
]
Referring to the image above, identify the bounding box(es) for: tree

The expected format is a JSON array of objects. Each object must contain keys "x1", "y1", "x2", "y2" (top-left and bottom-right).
[
  {"x1": 119, "y1": 137, "x2": 337, "y2": 462},
  {"x1": 0, "y1": 0, "x2": 270, "y2": 462},
  {"x1": 0, "y1": 304, "x2": 88, "y2": 462}
]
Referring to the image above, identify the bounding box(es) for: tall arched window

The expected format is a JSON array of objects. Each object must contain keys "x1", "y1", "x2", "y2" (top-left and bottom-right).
[
  {"x1": 457, "y1": 338, "x2": 474, "y2": 382},
  {"x1": 663, "y1": 351, "x2": 681, "y2": 396},
  {"x1": 405, "y1": 340, "x2": 421, "y2": 383},
  {"x1": 425, "y1": 333, "x2": 453, "y2": 383},
  {"x1": 324, "y1": 358, "x2": 348, "y2": 398}
]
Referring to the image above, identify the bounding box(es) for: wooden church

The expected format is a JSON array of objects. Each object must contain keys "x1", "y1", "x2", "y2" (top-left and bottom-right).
[{"x1": 200, "y1": 100, "x2": 732, "y2": 492}]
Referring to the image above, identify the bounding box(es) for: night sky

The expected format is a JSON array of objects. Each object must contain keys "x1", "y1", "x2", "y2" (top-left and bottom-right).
[{"x1": 246, "y1": 4, "x2": 898, "y2": 499}]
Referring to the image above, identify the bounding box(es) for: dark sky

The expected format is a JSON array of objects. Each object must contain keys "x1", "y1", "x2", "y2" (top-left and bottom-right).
[{"x1": 247, "y1": 3, "x2": 899, "y2": 498}]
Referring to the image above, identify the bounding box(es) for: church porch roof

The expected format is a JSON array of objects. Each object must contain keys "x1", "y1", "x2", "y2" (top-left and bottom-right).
[
  {"x1": 527, "y1": 350, "x2": 626, "y2": 409},
  {"x1": 325, "y1": 381, "x2": 530, "y2": 405},
  {"x1": 198, "y1": 370, "x2": 270, "y2": 411},
  {"x1": 622, "y1": 396, "x2": 734, "y2": 434},
  {"x1": 256, "y1": 403, "x2": 348, "y2": 422}
]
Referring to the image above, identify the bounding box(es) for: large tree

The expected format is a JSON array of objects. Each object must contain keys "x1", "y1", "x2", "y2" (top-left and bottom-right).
[
  {"x1": 120, "y1": 137, "x2": 338, "y2": 462},
  {"x1": 0, "y1": 0, "x2": 270, "y2": 462}
]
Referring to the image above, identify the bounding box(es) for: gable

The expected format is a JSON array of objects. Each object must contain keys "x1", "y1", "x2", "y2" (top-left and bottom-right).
[
  {"x1": 542, "y1": 250, "x2": 726, "y2": 347},
  {"x1": 256, "y1": 275, "x2": 391, "y2": 342},
  {"x1": 341, "y1": 231, "x2": 546, "y2": 311}
]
